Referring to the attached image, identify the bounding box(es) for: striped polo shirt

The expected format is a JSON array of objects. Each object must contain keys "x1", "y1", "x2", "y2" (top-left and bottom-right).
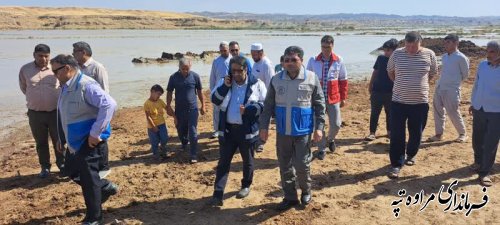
[{"x1": 387, "y1": 47, "x2": 438, "y2": 104}]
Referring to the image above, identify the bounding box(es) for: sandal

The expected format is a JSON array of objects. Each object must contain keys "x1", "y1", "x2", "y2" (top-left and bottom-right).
[{"x1": 480, "y1": 176, "x2": 493, "y2": 187}]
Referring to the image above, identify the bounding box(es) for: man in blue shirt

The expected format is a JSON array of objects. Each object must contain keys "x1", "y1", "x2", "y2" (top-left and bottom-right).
[
  {"x1": 209, "y1": 56, "x2": 267, "y2": 206},
  {"x1": 52, "y1": 54, "x2": 118, "y2": 225},
  {"x1": 166, "y1": 58, "x2": 206, "y2": 164},
  {"x1": 469, "y1": 40, "x2": 500, "y2": 187}
]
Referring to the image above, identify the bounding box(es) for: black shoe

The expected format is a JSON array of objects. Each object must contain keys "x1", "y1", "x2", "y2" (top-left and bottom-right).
[
  {"x1": 101, "y1": 182, "x2": 118, "y2": 204},
  {"x1": 276, "y1": 199, "x2": 299, "y2": 211},
  {"x1": 256, "y1": 144, "x2": 264, "y2": 153},
  {"x1": 208, "y1": 197, "x2": 223, "y2": 207},
  {"x1": 301, "y1": 193, "x2": 312, "y2": 205},
  {"x1": 317, "y1": 151, "x2": 326, "y2": 160},
  {"x1": 236, "y1": 187, "x2": 250, "y2": 199},
  {"x1": 39, "y1": 168, "x2": 50, "y2": 178},
  {"x1": 328, "y1": 141, "x2": 336, "y2": 152},
  {"x1": 81, "y1": 216, "x2": 102, "y2": 225},
  {"x1": 81, "y1": 221, "x2": 102, "y2": 225}
]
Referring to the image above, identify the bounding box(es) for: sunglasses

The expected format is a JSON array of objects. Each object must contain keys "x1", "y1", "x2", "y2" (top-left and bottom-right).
[
  {"x1": 230, "y1": 49, "x2": 239, "y2": 52},
  {"x1": 284, "y1": 58, "x2": 300, "y2": 63},
  {"x1": 231, "y1": 68, "x2": 245, "y2": 74},
  {"x1": 52, "y1": 65, "x2": 66, "y2": 74}
]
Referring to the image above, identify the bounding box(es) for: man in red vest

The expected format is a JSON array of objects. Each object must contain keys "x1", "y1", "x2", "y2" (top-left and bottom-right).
[{"x1": 306, "y1": 35, "x2": 348, "y2": 160}]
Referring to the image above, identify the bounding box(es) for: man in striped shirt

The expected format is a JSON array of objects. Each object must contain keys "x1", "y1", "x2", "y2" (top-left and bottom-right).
[{"x1": 387, "y1": 31, "x2": 438, "y2": 179}]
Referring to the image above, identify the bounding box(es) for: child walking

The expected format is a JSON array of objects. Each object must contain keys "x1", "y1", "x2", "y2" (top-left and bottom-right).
[{"x1": 144, "y1": 84, "x2": 169, "y2": 159}]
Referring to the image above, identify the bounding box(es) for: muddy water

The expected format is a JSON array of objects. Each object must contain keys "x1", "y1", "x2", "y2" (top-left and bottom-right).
[{"x1": 0, "y1": 29, "x2": 494, "y2": 138}]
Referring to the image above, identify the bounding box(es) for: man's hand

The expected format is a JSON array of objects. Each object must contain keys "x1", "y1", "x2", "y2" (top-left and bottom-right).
[
  {"x1": 259, "y1": 129, "x2": 269, "y2": 143},
  {"x1": 152, "y1": 126, "x2": 159, "y2": 132},
  {"x1": 313, "y1": 130, "x2": 323, "y2": 143},
  {"x1": 469, "y1": 106, "x2": 474, "y2": 116},
  {"x1": 88, "y1": 135, "x2": 102, "y2": 148},
  {"x1": 224, "y1": 75, "x2": 232, "y2": 87},
  {"x1": 340, "y1": 100, "x2": 347, "y2": 108},
  {"x1": 240, "y1": 105, "x2": 245, "y2": 115},
  {"x1": 166, "y1": 105, "x2": 174, "y2": 117},
  {"x1": 200, "y1": 105, "x2": 206, "y2": 115}
]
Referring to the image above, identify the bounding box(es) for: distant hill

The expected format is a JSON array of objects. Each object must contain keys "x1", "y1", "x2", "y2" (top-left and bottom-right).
[
  {"x1": 1, "y1": 7, "x2": 499, "y2": 31},
  {"x1": 0, "y1": 7, "x2": 255, "y2": 30},
  {"x1": 192, "y1": 12, "x2": 500, "y2": 28}
]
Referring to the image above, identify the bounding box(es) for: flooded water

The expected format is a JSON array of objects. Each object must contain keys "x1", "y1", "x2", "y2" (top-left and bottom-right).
[{"x1": 0, "y1": 29, "x2": 494, "y2": 137}]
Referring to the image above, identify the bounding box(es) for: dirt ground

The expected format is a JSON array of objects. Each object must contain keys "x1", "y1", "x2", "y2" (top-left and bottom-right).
[{"x1": 0, "y1": 57, "x2": 498, "y2": 225}]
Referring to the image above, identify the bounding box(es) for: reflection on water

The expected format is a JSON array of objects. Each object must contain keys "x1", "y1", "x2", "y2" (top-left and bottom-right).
[{"x1": 0, "y1": 29, "x2": 493, "y2": 136}]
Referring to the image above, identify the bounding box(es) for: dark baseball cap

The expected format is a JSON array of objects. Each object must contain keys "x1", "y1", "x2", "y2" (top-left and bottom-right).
[{"x1": 382, "y1": 38, "x2": 399, "y2": 50}]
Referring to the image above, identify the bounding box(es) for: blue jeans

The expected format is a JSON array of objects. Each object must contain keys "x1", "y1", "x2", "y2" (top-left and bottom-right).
[
  {"x1": 147, "y1": 123, "x2": 169, "y2": 155},
  {"x1": 389, "y1": 102, "x2": 429, "y2": 168},
  {"x1": 176, "y1": 108, "x2": 199, "y2": 159}
]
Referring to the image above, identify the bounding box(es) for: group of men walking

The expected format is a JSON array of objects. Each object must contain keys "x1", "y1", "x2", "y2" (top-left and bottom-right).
[{"x1": 17, "y1": 31, "x2": 500, "y2": 224}]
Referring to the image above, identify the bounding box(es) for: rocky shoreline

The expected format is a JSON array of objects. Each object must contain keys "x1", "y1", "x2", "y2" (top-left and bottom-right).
[{"x1": 132, "y1": 51, "x2": 220, "y2": 64}]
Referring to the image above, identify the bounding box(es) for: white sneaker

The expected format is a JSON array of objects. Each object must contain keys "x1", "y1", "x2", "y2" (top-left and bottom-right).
[
  {"x1": 426, "y1": 135, "x2": 443, "y2": 142},
  {"x1": 454, "y1": 134, "x2": 468, "y2": 143}
]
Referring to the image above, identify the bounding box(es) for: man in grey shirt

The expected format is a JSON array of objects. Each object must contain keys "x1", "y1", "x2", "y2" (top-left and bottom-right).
[
  {"x1": 72, "y1": 41, "x2": 111, "y2": 177},
  {"x1": 260, "y1": 46, "x2": 325, "y2": 210},
  {"x1": 428, "y1": 34, "x2": 469, "y2": 143}
]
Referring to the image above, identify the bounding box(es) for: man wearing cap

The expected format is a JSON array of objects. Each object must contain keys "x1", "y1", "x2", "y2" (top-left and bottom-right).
[
  {"x1": 251, "y1": 43, "x2": 275, "y2": 153},
  {"x1": 209, "y1": 41, "x2": 232, "y2": 139},
  {"x1": 365, "y1": 39, "x2": 398, "y2": 141},
  {"x1": 387, "y1": 31, "x2": 438, "y2": 179},
  {"x1": 72, "y1": 41, "x2": 112, "y2": 178},
  {"x1": 427, "y1": 34, "x2": 469, "y2": 143},
  {"x1": 469, "y1": 40, "x2": 500, "y2": 187},
  {"x1": 19, "y1": 44, "x2": 64, "y2": 178},
  {"x1": 260, "y1": 46, "x2": 325, "y2": 210},
  {"x1": 251, "y1": 43, "x2": 275, "y2": 89},
  {"x1": 306, "y1": 35, "x2": 348, "y2": 160}
]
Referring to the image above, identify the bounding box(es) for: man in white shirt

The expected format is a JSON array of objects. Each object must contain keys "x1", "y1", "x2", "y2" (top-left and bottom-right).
[
  {"x1": 251, "y1": 43, "x2": 274, "y2": 89},
  {"x1": 250, "y1": 43, "x2": 274, "y2": 152},
  {"x1": 209, "y1": 41, "x2": 231, "y2": 139},
  {"x1": 428, "y1": 34, "x2": 469, "y2": 143}
]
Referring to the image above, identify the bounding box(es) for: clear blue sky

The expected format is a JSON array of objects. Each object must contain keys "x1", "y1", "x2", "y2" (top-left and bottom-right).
[{"x1": 1, "y1": 0, "x2": 498, "y2": 17}]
